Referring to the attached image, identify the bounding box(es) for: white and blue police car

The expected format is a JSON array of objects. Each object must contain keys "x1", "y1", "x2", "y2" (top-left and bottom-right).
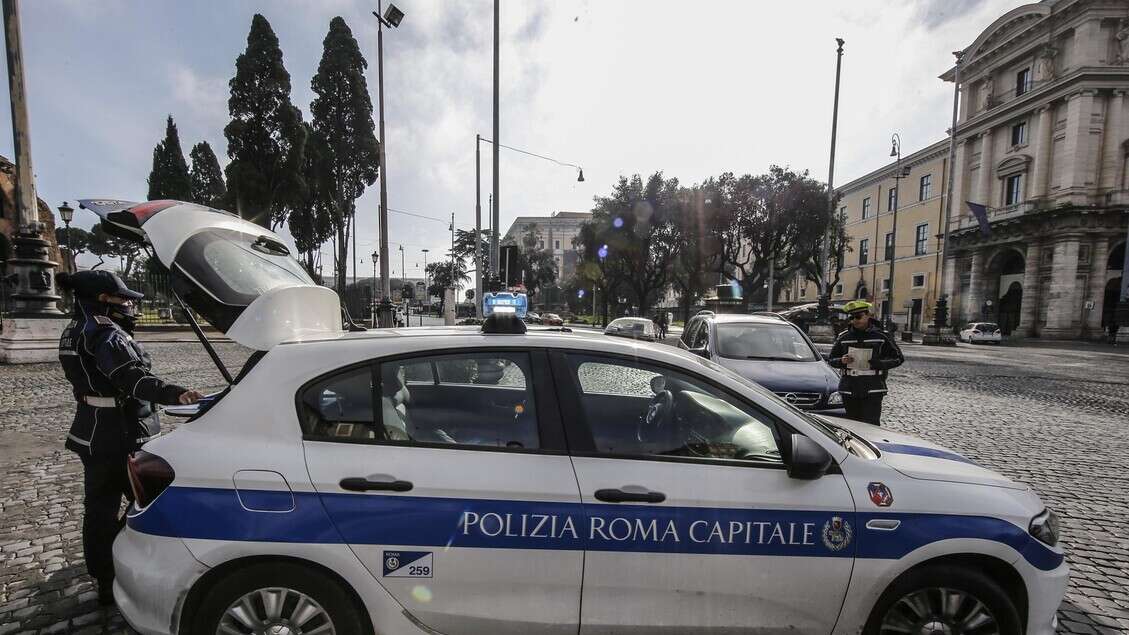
[{"x1": 84, "y1": 200, "x2": 1067, "y2": 635}]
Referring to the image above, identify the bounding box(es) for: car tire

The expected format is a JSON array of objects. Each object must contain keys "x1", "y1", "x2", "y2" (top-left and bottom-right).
[
  {"x1": 863, "y1": 564, "x2": 1022, "y2": 635},
  {"x1": 190, "y1": 561, "x2": 366, "y2": 635}
]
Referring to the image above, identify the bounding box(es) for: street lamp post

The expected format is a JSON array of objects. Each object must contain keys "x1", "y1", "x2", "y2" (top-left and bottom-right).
[
  {"x1": 422, "y1": 248, "x2": 430, "y2": 316},
  {"x1": 370, "y1": 250, "x2": 379, "y2": 328},
  {"x1": 818, "y1": 38, "x2": 845, "y2": 320},
  {"x1": 372, "y1": 2, "x2": 404, "y2": 328},
  {"x1": 58, "y1": 201, "x2": 74, "y2": 273},
  {"x1": 886, "y1": 133, "x2": 910, "y2": 334}
]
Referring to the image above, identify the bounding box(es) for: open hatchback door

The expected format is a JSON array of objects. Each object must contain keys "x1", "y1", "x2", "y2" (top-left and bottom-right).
[{"x1": 79, "y1": 199, "x2": 343, "y2": 351}]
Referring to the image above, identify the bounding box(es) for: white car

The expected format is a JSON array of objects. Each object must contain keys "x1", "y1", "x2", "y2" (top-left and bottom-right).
[
  {"x1": 87, "y1": 200, "x2": 1067, "y2": 635},
  {"x1": 960, "y1": 322, "x2": 1003, "y2": 344}
]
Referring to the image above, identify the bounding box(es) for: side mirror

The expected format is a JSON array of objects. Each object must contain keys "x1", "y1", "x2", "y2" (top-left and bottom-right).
[
  {"x1": 688, "y1": 346, "x2": 709, "y2": 358},
  {"x1": 787, "y1": 434, "x2": 833, "y2": 480}
]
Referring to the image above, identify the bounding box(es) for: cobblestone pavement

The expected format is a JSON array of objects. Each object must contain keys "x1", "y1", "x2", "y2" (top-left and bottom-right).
[{"x1": 1, "y1": 336, "x2": 1127, "y2": 633}]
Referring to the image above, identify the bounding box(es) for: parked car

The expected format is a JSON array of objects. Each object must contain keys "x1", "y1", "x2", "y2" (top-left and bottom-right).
[
  {"x1": 524, "y1": 311, "x2": 542, "y2": 324},
  {"x1": 604, "y1": 317, "x2": 658, "y2": 342},
  {"x1": 679, "y1": 312, "x2": 845, "y2": 413},
  {"x1": 960, "y1": 322, "x2": 1002, "y2": 344},
  {"x1": 778, "y1": 302, "x2": 850, "y2": 334},
  {"x1": 541, "y1": 312, "x2": 564, "y2": 326}
]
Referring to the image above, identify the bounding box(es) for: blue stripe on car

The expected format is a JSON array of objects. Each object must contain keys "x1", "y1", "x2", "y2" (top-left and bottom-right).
[
  {"x1": 127, "y1": 487, "x2": 1063, "y2": 570},
  {"x1": 876, "y1": 442, "x2": 979, "y2": 466}
]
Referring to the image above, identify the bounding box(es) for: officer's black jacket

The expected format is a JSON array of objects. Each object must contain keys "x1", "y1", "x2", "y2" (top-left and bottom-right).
[
  {"x1": 59, "y1": 300, "x2": 187, "y2": 458},
  {"x1": 827, "y1": 323, "x2": 905, "y2": 397}
]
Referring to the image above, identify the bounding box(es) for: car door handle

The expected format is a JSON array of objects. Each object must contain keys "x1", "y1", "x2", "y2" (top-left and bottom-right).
[
  {"x1": 594, "y1": 488, "x2": 666, "y2": 504},
  {"x1": 339, "y1": 477, "x2": 414, "y2": 492}
]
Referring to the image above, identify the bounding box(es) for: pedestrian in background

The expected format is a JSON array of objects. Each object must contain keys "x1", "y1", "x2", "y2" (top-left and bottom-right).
[
  {"x1": 56, "y1": 271, "x2": 203, "y2": 606},
  {"x1": 828, "y1": 300, "x2": 905, "y2": 425}
]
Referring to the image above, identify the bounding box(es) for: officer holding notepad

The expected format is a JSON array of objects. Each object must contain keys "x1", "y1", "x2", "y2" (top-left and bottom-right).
[{"x1": 827, "y1": 300, "x2": 904, "y2": 425}]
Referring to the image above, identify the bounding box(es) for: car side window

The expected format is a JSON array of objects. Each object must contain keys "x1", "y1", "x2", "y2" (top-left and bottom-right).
[
  {"x1": 380, "y1": 352, "x2": 539, "y2": 450},
  {"x1": 299, "y1": 365, "x2": 377, "y2": 441},
  {"x1": 680, "y1": 318, "x2": 697, "y2": 345},
  {"x1": 564, "y1": 354, "x2": 782, "y2": 464}
]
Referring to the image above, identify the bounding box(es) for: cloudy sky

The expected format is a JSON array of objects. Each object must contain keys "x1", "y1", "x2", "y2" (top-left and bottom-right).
[{"x1": 0, "y1": 0, "x2": 1026, "y2": 278}]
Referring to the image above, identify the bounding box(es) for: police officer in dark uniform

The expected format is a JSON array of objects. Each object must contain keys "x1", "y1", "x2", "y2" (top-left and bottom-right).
[
  {"x1": 56, "y1": 271, "x2": 203, "y2": 605},
  {"x1": 827, "y1": 300, "x2": 904, "y2": 425}
]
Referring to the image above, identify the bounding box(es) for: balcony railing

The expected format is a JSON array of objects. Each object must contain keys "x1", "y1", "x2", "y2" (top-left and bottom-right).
[{"x1": 951, "y1": 200, "x2": 1037, "y2": 232}]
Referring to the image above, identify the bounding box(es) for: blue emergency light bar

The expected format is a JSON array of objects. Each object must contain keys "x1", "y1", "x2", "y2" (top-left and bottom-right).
[{"x1": 483, "y1": 292, "x2": 528, "y2": 319}]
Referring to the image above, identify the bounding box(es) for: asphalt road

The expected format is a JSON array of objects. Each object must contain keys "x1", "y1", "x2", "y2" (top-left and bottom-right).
[{"x1": 0, "y1": 334, "x2": 1127, "y2": 633}]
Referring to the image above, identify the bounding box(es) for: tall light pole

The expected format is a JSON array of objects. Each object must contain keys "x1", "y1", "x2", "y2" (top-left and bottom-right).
[
  {"x1": 373, "y1": 2, "x2": 404, "y2": 328},
  {"x1": 818, "y1": 38, "x2": 845, "y2": 320},
  {"x1": 371, "y1": 250, "x2": 379, "y2": 328},
  {"x1": 422, "y1": 248, "x2": 430, "y2": 315},
  {"x1": 490, "y1": 0, "x2": 500, "y2": 279},
  {"x1": 475, "y1": 134, "x2": 483, "y2": 316},
  {"x1": 887, "y1": 133, "x2": 910, "y2": 333}
]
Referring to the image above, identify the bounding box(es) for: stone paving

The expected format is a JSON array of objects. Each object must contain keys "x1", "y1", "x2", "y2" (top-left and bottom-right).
[{"x1": 0, "y1": 335, "x2": 1127, "y2": 633}]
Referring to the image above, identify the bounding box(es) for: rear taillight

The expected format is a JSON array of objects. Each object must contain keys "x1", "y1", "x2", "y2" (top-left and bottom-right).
[{"x1": 127, "y1": 451, "x2": 175, "y2": 509}]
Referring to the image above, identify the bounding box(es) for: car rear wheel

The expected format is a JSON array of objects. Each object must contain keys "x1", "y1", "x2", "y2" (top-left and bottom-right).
[
  {"x1": 864, "y1": 565, "x2": 1021, "y2": 635},
  {"x1": 191, "y1": 562, "x2": 365, "y2": 635}
]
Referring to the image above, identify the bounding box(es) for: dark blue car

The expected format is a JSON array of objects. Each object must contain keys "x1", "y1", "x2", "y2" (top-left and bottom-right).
[{"x1": 678, "y1": 312, "x2": 845, "y2": 413}]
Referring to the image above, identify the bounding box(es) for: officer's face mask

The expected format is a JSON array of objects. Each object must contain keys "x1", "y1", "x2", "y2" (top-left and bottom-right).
[{"x1": 104, "y1": 296, "x2": 138, "y2": 333}]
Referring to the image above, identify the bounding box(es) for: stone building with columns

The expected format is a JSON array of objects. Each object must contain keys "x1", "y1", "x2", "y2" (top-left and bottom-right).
[{"x1": 941, "y1": 0, "x2": 1128, "y2": 339}]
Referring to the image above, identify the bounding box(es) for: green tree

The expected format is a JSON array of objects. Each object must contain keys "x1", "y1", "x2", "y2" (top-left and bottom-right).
[
  {"x1": 513, "y1": 224, "x2": 558, "y2": 300},
  {"x1": 188, "y1": 141, "x2": 227, "y2": 208},
  {"x1": 55, "y1": 226, "x2": 92, "y2": 262},
  {"x1": 587, "y1": 172, "x2": 681, "y2": 316},
  {"x1": 425, "y1": 259, "x2": 469, "y2": 314},
  {"x1": 310, "y1": 16, "x2": 380, "y2": 295},
  {"x1": 88, "y1": 224, "x2": 143, "y2": 278},
  {"x1": 670, "y1": 183, "x2": 723, "y2": 321},
  {"x1": 224, "y1": 14, "x2": 306, "y2": 230},
  {"x1": 452, "y1": 228, "x2": 492, "y2": 275},
  {"x1": 289, "y1": 123, "x2": 336, "y2": 277},
  {"x1": 147, "y1": 115, "x2": 192, "y2": 201}
]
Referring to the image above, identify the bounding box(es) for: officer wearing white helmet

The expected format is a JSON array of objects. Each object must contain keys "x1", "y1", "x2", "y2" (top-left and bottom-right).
[
  {"x1": 827, "y1": 299, "x2": 904, "y2": 425},
  {"x1": 55, "y1": 270, "x2": 203, "y2": 605}
]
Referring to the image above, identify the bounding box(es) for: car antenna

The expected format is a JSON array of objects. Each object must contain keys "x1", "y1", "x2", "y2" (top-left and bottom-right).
[{"x1": 172, "y1": 290, "x2": 234, "y2": 384}]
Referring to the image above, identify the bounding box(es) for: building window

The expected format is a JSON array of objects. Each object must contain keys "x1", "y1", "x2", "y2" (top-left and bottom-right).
[
  {"x1": 839, "y1": 205, "x2": 847, "y2": 221},
  {"x1": 800, "y1": 286, "x2": 807, "y2": 298},
  {"x1": 912, "y1": 273, "x2": 926, "y2": 288},
  {"x1": 914, "y1": 223, "x2": 928, "y2": 256},
  {"x1": 884, "y1": 232, "x2": 894, "y2": 261},
  {"x1": 881, "y1": 278, "x2": 891, "y2": 292},
  {"x1": 918, "y1": 174, "x2": 932, "y2": 201},
  {"x1": 1015, "y1": 68, "x2": 1031, "y2": 96},
  {"x1": 1004, "y1": 174, "x2": 1023, "y2": 205},
  {"x1": 1010, "y1": 121, "x2": 1026, "y2": 146},
  {"x1": 887, "y1": 187, "x2": 897, "y2": 212},
  {"x1": 859, "y1": 239, "x2": 869, "y2": 265},
  {"x1": 554, "y1": 240, "x2": 560, "y2": 250},
  {"x1": 834, "y1": 283, "x2": 843, "y2": 296},
  {"x1": 862, "y1": 197, "x2": 872, "y2": 219},
  {"x1": 538, "y1": 240, "x2": 545, "y2": 249}
]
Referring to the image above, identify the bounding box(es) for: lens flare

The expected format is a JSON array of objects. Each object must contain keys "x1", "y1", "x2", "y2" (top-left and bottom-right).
[
  {"x1": 578, "y1": 289, "x2": 586, "y2": 298},
  {"x1": 598, "y1": 245, "x2": 609, "y2": 259},
  {"x1": 412, "y1": 585, "x2": 433, "y2": 603},
  {"x1": 612, "y1": 217, "x2": 624, "y2": 228}
]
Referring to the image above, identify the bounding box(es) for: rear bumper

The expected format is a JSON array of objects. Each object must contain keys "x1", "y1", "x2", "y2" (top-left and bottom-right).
[{"x1": 114, "y1": 526, "x2": 208, "y2": 635}]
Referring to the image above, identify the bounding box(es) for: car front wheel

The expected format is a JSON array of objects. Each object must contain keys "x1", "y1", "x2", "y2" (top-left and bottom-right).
[
  {"x1": 864, "y1": 565, "x2": 1022, "y2": 635},
  {"x1": 191, "y1": 561, "x2": 366, "y2": 635}
]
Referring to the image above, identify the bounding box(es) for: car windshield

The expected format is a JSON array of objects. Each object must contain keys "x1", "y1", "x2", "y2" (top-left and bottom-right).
[{"x1": 715, "y1": 323, "x2": 819, "y2": 361}]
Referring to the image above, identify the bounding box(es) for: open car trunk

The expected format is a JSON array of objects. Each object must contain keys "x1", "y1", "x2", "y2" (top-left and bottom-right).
[{"x1": 78, "y1": 199, "x2": 343, "y2": 351}]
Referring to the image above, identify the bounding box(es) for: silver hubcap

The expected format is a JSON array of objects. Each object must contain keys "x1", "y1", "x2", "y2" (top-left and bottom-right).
[
  {"x1": 217, "y1": 587, "x2": 335, "y2": 635},
  {"x1": 880, "y1": 588, "x2": 998, "y2": 635}
]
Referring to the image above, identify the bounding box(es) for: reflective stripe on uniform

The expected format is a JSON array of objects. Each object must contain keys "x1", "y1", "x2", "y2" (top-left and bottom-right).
[
  {"x1": 59, "y1": 350, "x2": 78, "y2": 357},
  {"x1": 868, "y1": 389, "x2": 888, "y2": 394},
  {"x1": 845, "y1": 370, "x2": 880, "y2": 376},
  {"x1": 83, "y1": 395, "x2": 117, "y2": 408},
  {"x1": 66, "y1": 433, "x2": 91, "y2": 447}
]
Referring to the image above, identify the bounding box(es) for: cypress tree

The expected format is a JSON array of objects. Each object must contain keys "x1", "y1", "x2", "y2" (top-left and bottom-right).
[
  {"x1": 224, "y1": 14, "x2": 305, "y2": 229},
  {"x1": 147, "y1": 115, "x2": 192, "y2": 201},
  {"x1": 311, "y1": 16, "x2": 380, "y2": 295},
  {"x1": 188, "y1": 141, "x2": 227, "y2": 208}
]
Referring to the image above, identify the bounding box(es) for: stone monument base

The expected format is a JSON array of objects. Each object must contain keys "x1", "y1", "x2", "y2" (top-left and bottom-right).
[
  {"x1": 807, "y1": 323, "x2": 836, "y2": 344},
  {"x1": 0, "y1": 317, "x2": 68, "y2": 364},
  {"x1": 921, "y1": 324, "x2": 957, "y2": 346}
]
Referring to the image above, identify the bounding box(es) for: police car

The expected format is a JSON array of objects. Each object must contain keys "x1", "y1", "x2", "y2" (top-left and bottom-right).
[{"x1": 84, "y1": 200, "x2": 1067, "y2": 635}]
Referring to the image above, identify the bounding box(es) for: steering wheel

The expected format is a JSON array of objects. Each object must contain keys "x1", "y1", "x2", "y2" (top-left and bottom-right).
[{"x1": 638, "y1": 390, "x2": 674, "y2": 443}]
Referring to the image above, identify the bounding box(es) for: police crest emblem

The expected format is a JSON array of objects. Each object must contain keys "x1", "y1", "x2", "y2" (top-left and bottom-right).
[
  {"x1": 821, "y1": 516, "x2": 853, "y2": 551},
  {"x1": 867, "y1": 482, "x2": 893, "y2": 507}
]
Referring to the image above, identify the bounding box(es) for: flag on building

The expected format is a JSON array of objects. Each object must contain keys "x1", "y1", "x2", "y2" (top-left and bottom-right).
[{"x1": 966, "y1": 201, "x2": 991, "y2": 237}]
